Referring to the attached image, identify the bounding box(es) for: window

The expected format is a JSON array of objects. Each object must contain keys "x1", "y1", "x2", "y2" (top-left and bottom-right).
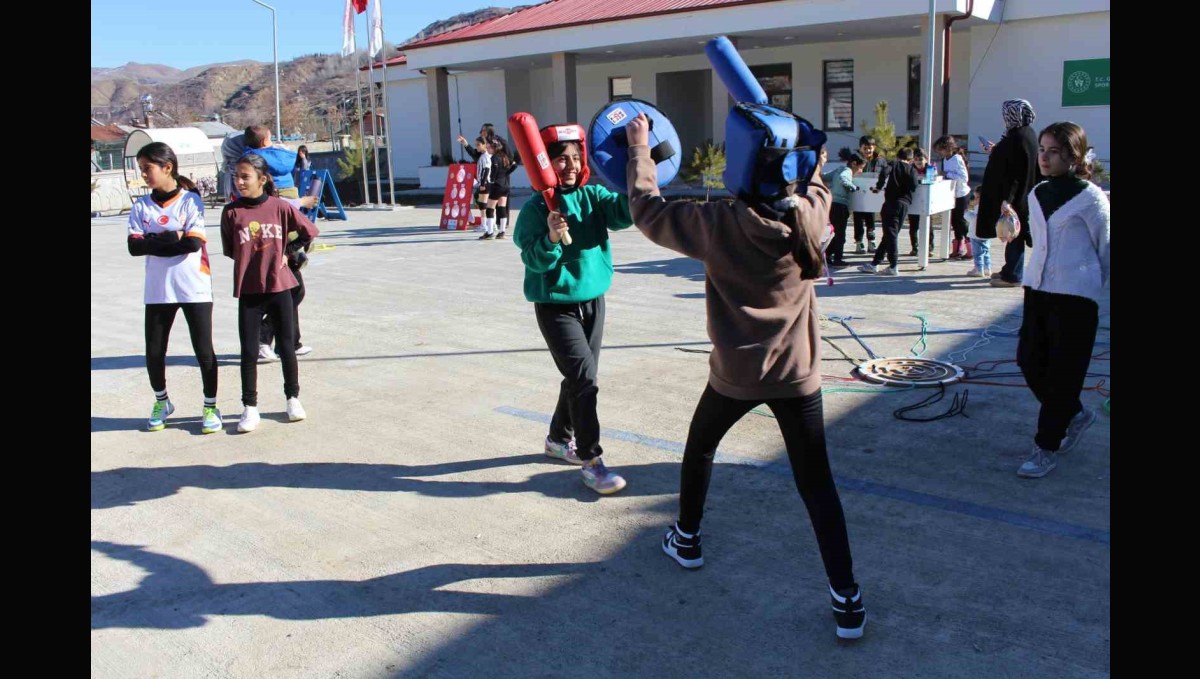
[
  {"x1": 907, "y1": 55, "x2": 921, "y2": 131},
  {"x1": 750, "y1": 63, "x2": 792, "y2": 111},
  {"x1": 823, "y1": 60, "x2": 853, "y2": 131},
  {"x1": 609, "y1": 76, "x2": 633, "y2": 101}
]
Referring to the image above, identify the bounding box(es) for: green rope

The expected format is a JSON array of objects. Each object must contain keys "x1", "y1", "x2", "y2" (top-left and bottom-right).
[{"x1": 909, "y1": 313, "x2": 929, "y2": 358}]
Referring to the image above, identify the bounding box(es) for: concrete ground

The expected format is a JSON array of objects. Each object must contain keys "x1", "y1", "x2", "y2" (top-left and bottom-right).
[{"x1": 91, "y1": 201, "x2": 1110, "y2": 678}]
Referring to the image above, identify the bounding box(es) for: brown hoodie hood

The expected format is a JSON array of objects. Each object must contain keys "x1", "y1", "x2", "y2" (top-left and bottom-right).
[{"x1": 626, "y1": 144, "x2": 831, "y2": 399}]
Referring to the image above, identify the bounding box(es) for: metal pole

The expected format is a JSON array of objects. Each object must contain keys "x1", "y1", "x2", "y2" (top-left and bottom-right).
[
  {"x1": 251, "y1": 0, "x2": 281, "y2": 140},
  {"x1": 380, "y1": 53, "x2": 396, "y2": 207},
  {"x1": 353, "y1": 55, "x2": 371, "y2": 206},
  {"x1": 918, "y1": 0, "x2": 936, "y2": 270},
  {"x1": 366, "y1": 54, "x2": 384, "y2": 206}
]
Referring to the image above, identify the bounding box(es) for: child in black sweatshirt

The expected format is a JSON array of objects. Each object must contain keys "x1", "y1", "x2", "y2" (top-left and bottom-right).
[{"x1": 860, "y1": 147, "x2": 919, "y2": 275}]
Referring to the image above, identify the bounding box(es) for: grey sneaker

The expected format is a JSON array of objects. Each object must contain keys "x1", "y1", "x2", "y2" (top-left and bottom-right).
[
  {"x1": 867, "y1": 240, "x2": 877, "y2": 253},
  {"x1": 857, "y1": 263, "x2": 878, "y2": 274},
  {"x1": 854, "y1": 242, "x2": 866, "y2": 254},
  {"x1": 1017, "y1": 444, "x2": 1058, "y2": 478},
  {"x1": 581, "y1": 457, "x2": 626, "y2": 495},
  {"x1": 544, "y1": 437, "x2": 584, "y2": 465},
  {"x1": 990, "y1": 278, "x2": 1021, "y2": 288},
  {"x1": 879, "y1": 266, "x2": 899, "y2": 276},
  {"x1": 1058, "y1": 407, "x2": 1097, "y2": 454}
]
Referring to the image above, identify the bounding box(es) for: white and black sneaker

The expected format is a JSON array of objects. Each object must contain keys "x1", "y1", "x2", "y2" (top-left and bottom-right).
[
  {"x1": 662, "y1": 523, "x2": 703, "y2": 569},
  {"x1": 830, "y1": 583, "x2": 866, "y2": 639}
]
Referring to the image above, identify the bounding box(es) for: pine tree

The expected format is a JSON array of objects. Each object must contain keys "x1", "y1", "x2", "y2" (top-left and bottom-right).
[
  {"x1": 860, "y1": 101, "x2": 915, "y2": 160},
  {"x1": 336, "y1": 132, "x2": 373, "y2": 180},
  {"x1": 686, "y1": 141, "x2": 726, "y2": 201}
]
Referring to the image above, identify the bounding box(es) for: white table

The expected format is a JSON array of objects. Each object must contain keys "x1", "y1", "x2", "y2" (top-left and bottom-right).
[{"x1": 849, "y1": 174, "x2": 957, "y2": 268}]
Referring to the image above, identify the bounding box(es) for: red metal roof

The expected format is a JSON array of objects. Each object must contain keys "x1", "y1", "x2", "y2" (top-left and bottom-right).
[
  {"x1": 401, "y1": 0, "x2": 782, "y2": 50},
  {"x1": 360, "y1": 53, "x2": 407, "y2": 71},
  {"x1": 90, "y1": 124, "x2": 128, "y2": 143}
]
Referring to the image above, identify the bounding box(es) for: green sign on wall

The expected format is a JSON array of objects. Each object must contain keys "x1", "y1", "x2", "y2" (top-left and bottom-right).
[{"x1": 1062, "y1": 59, "x2": 1110, "y2": 107}]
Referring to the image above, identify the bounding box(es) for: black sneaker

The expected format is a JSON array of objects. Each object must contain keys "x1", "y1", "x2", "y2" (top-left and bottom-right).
[
  {"x1": 830, "y1": 583, "x2": 866, "y2": 639},
  {"x1": 662, "y1": 524, "x2": 703, "y2": 569},
  {"x1": 478, "y1": 232, "x2": 494, "y2": 240},
  {"x1": 495, "y1": 231, "x2": 507, "y2": 240}
]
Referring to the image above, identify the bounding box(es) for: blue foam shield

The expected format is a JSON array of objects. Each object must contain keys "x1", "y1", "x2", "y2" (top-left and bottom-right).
[{"x1": 587, "y1": 98, "x2": 682, "y2": 192}]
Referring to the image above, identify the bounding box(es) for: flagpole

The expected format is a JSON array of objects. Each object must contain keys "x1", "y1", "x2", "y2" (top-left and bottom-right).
[
  {"x1": 377, "y1": 3, "x2": 396, "y2": 207},
  {"x1": 352, "y1": 46, "x2": 371, "y2": 207},
  {"x1": 365, "y1": 4, "x2": 384, "y2": 208}
]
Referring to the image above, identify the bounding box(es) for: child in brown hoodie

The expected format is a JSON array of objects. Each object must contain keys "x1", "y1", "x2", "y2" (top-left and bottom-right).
[{"x1": 623, "y1": 112, "x2": 865, "y2": 640}]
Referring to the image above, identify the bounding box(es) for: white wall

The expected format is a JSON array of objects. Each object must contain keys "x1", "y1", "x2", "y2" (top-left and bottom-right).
[
  {"x1": 967, "y1": 11, "x2": 1110, "y2": 168},
  {"x1": 446, "y1": 70, "x2": 509, "y2": 151},
  {"x1": 385, "y1": 73, "x2": 432, "y2": 180}
]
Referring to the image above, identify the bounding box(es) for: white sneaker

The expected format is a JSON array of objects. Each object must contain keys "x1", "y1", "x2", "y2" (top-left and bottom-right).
[
  {"x1": 966, "y1": 267, "x2": 983, "y2": 277},
  {"x1": 982, "y1": 268, "x2": 993, "y2": 278},
  {"x1": 879, "y1": 266, "x2": 899, "y2": 276},
  {"x1": 857, "y1": 263, "x2": 878, "y2": 274},
  {"x1": 294, "y1": 345, "x2": 314, "y2": 356},
  {"x1": 286, "y1": 397, "x2": 307, "y2": 422},
  {"x1": 237, "y1": 406, "x2": 260, "y2": 433},
  {"x1": 257, "y1": 344, "x2": 279, "y2": 363}
]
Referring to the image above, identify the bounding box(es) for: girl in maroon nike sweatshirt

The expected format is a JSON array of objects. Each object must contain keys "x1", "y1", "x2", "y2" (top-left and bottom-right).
[{"x1": 220, "y1": 153, "x2": 319, "y2": 433}]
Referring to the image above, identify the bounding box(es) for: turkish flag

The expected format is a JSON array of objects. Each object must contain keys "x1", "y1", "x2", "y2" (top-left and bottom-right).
[{"x1": 352, "y1": 0, "x2": 367, "y2": 12}]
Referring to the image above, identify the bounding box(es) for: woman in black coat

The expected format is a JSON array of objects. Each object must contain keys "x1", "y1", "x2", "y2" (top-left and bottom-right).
[{"x1": 976, "y1": 99, "x2": 1041, "y2": 286}]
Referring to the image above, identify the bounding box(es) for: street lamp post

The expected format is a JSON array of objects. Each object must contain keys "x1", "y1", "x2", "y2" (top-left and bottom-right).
[{"x1": 251, "y1": 0, "x2": 282, "y2": 140}]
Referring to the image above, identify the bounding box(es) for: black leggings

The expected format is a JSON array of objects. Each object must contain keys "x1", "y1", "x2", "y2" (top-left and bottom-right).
[
  {"x1": 678, "y1": 384, "x2": 855, "y2": 590},
  {"x1": 238, "y1": 290, "x2": 299, "y2": 406},
  {"x1": 950, "y1": 194, "x2": 970, "y2": 240},
  {"x1": 145, "y1": 303, "x2": 217, "y2": 399},
  {"x1": 260, "y1": 267, "x2": 305, "y2": 349}
]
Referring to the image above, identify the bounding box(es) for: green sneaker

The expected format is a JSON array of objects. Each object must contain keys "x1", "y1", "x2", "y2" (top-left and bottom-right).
[
  {"x1": 147, "y1": 399, "x2": 174, "y2": 432},
  {"x1": 201, "y1": 406, "x2": 223, "y2": 434}
]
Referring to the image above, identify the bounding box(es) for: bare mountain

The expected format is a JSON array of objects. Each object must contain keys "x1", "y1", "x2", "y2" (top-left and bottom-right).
[
  {"x1": 403, "y1": 5, "x2": 533, "y2": 44},
  {"x1": 91, "y1": 63, "x2": 187, "y2": 85},
  {"x1": 91, "y1": 53, "x2": 362, "y2": 134}
]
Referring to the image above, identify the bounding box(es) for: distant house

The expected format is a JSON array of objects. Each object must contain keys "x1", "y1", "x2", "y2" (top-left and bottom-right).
[
  {"x1": 90, "y1": 124, "x2": 129, "y2": 171},
  {"x1": 362, "y1": 110, "x2": 386, "y2": 138}
]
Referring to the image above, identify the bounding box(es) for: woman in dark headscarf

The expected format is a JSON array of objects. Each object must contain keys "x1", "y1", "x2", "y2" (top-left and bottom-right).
[{"x1": 977, "y1": 99, "x2": 1041, "y2": 286}]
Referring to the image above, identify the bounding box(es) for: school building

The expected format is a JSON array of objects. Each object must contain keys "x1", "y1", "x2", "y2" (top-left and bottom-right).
[{"x1": 371, "y1": 0, "x2": 1110, "y2": 187}]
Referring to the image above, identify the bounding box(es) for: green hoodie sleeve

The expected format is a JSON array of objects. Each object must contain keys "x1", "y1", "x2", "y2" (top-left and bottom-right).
[
  {"x1": 513, "y1": 196, "x2": 563, "y2": 273},
  {"x1": 587, "y1": 185, "x2": 634, "y2": 231}
]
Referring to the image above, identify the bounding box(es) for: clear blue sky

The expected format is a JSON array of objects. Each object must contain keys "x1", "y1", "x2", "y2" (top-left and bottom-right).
[{"x1": 91, "y1": 0, "x2": 508, "y2": 69}]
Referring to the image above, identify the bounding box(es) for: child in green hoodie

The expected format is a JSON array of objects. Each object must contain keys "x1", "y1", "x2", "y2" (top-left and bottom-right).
[{"x1": 512, "y1": 126, "x2": 635, "y2": 495}]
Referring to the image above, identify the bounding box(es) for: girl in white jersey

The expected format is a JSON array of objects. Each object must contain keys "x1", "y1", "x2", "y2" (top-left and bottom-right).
[{"x1": 127, "y1": 142, "x2": 222, "y2": 434}]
